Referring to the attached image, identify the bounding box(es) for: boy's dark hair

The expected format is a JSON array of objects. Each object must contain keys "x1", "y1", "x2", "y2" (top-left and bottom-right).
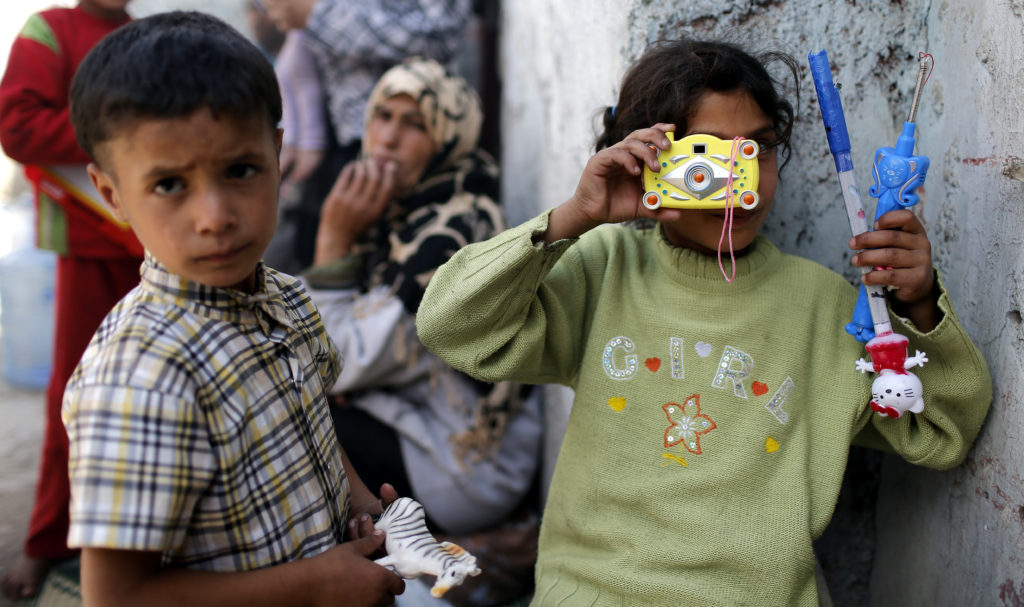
[
  {"x1": 70, "y1": 11, "x2": 282, "y2": 164},
  {"x1": 596, "y1": 39, "x2": 799, "y2": 171}
]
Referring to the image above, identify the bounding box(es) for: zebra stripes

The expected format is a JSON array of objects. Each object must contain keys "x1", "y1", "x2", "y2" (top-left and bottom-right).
[{"x1": 373, "y1": 497, "x2": 481, "y2": 597}]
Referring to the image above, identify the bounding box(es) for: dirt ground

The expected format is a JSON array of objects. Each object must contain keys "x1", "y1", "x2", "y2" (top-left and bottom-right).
[{"x1": 0, "y1": 354, "x2": 46, "y2": 607}]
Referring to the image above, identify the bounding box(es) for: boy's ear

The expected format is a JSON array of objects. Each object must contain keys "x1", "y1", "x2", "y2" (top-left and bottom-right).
[
  {"x1": 87, "y1": 162, "x2": 129, "y2": 224},
  {"x1": 275, "y1": 126, "x2": 284, "y2": 157}
]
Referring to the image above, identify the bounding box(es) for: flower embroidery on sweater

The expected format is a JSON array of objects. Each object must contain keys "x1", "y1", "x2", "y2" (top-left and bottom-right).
[{"x1": 662, "y1": 394, "x2": 717, "y2": 454}]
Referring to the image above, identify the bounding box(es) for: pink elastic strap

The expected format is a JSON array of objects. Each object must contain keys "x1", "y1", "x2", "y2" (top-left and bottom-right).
[{"x1": 717, "y1": 137, "x2": 744, "y2": 282}]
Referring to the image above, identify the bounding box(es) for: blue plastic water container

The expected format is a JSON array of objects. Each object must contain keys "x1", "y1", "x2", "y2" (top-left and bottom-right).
[{"x1": 0, "y1": 245, "x2": 56, "y2": 390}]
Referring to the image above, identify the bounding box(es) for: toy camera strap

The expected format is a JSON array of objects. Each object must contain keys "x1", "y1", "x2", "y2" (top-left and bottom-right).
[{"x1": 716, "y1": 136, "x2": 745, "y2": 282}]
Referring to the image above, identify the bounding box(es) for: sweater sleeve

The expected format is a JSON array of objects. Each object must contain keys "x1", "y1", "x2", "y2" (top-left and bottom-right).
[
  {"x1": 852, "y1": 272, "x2": 993, "y2": 469},
  {"x1": 416, "y1": 210, "x2": 590, "y2": 387},
  {"x1": 0, "y1": 14, "x2": 88, "y2": 165}
]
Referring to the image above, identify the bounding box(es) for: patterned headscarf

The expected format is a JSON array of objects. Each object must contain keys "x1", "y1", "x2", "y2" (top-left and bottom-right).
[
  {"x1": 362, "y1": 57, "x2": 484, "y2": 175},
  {"x1": 354, "y1": 58, "x2": 501, "y2": 316},
  {"x1": 353, "y1": 59, "x2": 526, "y2": 460}
]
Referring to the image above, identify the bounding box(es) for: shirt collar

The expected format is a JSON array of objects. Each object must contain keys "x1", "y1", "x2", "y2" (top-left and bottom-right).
[
  {"x1": 139, "y1": 253, "x2": 296, "y2": 332},
  {"x1": 650, "y1": 228, "x2": 781, "y2": 294}
]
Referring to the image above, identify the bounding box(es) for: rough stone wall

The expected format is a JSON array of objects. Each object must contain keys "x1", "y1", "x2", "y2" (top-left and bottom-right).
[{"x1": 500, "y1": 1, "x2": 1024, "y2": 605}]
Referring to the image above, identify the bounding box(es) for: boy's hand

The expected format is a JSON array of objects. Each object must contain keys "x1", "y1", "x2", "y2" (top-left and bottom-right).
[
  {"x1": 310, "y1": 535, "x2": 405, "y2": 606},
  {"x1": 347, "y1": 483, "x2": 400, "y2": 541},
  {"x1": 313, "y1": 159, "x2": 396, "y2": 264},
  {"x1": 850, "y1": 209, "x2": 941, "y2": 331},
  {"x1": 540, "y1": 124, "x2": 684, "y2": 242}
]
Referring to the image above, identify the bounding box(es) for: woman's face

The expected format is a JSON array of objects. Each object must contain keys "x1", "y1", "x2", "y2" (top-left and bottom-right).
[{"x1": 366, "y1": 94, "x2": 437, "y2": 196}]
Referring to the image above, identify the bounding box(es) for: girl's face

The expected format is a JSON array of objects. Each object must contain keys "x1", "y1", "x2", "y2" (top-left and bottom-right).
[
  {"x1": 660, "y1": 89, "x2": 779, "y2": 254},
  {"x1": 366, "y1": 94, "x2": 437, "y2": 196}
]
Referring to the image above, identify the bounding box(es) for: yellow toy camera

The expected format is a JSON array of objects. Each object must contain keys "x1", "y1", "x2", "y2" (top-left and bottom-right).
[{"x1": 641, "y1": 133, "x2": 760, "y2": 210}]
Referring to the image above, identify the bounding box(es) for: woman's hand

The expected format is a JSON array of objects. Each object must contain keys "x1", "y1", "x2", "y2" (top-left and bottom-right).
[
  {"x1": 539, "y1": 124, "x2": 684, "y2": 242},
  {"x1": 850, "y1": 209, "x2": 941, "y2": 332},
  {"x1": 313, "y1": 159, "x2": 396, "y2": 264}
]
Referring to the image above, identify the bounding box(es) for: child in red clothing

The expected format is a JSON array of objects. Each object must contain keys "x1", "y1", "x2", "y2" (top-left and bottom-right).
[{"x1": 0, "y1": 0, "x2": 142, "y2": 600}]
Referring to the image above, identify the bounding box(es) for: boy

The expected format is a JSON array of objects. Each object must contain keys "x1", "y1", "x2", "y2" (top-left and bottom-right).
[
  {"x1": 63, "y1": 11, "x2": 404, "y2": 605},
  {"x1": 0, "y1": 0, "x2": 142, "y2": 599}
]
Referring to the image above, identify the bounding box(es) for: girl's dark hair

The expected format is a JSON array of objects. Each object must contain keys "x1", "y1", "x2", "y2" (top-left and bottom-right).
[
  {"x1": 70, "y1": 11, "x2": 282, "y2": 164},
  {"x1": 596, "y1": 39, "x2": 799, "y2": 171}
]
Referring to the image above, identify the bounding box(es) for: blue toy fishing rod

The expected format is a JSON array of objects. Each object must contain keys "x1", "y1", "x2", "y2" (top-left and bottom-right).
[
  {"x1": 808, "y1": 50, "x2": 892, "y2": 341},
  {"x1": 808, "y1": 50, "x2": 933, "y2": 343},
  {"x1": 808, "y1": 49, "x2": 935, "y2": 420}
]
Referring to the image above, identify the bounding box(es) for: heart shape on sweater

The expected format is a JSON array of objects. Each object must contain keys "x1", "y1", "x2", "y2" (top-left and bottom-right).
[
  {"x1": 645, "y1": 358, "x2": 661, "y2": 373},
  {"x1": 608, "y1": 397, "x2": 626, "y2": 412},
  {"x1": 752, "y1": 381, "x2": 769, "y2": 396}
]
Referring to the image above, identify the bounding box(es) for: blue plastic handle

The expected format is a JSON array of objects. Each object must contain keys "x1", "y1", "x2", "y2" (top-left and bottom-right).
[{"x1": 808, "y1": 50, "x2": 853, "y2": 173}]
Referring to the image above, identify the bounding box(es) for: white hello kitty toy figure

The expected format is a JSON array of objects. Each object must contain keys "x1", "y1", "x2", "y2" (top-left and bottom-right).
[{"x1": 855, "y1": 333, "x2": 928, "y2": 419}]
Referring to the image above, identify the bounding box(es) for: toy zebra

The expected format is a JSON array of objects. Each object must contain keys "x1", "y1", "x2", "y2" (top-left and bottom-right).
[{"x1": 373, "y1": 497, "x2": 481, "y2": 598}]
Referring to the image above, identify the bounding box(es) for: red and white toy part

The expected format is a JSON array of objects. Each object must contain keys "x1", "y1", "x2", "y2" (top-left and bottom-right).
[{"x1": 854, "y1": 333, "x2": 928, "y2": 419}]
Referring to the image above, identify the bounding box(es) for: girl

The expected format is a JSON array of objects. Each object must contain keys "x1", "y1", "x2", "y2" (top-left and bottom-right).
[{"x1": 415, "y1": 39, "x2": 991, "y2": 606}]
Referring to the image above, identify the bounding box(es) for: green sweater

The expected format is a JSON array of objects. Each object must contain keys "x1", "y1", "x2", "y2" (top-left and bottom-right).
[{"x1": 416, "y1": 211, "x2": 992, "y2": 606}]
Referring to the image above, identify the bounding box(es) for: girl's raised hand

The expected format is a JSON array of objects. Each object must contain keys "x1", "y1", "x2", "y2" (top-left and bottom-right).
[
  {"x1": 850, "y1": 209, "x2": 941, "y2": 332},
  {"x1": 313, "y1": 158, "x2": 396, "y2": 264},
  {"x1": 540, "y1": 124, "x2": 684, "y2": 242}
]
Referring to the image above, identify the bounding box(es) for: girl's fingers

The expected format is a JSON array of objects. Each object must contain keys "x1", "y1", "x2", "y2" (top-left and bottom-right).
[
  {"x1": 639, "y1": 206, "x2": 684, "y2": 223},
  {"x1": 850, "y1": 228, "x2": 931, "y2": 257},
  {"x1": 617, "y1": 138, "x2": 665, "y2": 172},
  {"x1": 875, "y1": 208, "x2": 925, "y2": 233},
  {"x1": 623, "y1": 124, "x2": 676, "y2": 148},
  {"x1": 861, "y1": 266, "x2": 932, "y2": 300},
  {"x1": 852, "y1": 245, "x2": 920, "y2": 269},
  {"x1": 589, "y1": 146, "x2": 644, "y2": 176}
]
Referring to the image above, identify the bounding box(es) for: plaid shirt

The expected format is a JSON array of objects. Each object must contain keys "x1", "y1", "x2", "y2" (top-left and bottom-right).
[
  {"x1": 304, "y1": 0, "x2": 470, "y2": 146},
  {"x1": 64, "y1": 256, "x2": 347, "y2": 571}
]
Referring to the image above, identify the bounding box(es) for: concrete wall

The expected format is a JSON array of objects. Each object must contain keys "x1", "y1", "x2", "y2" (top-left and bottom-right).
[{"x1": 499, "y1": 1, "x2": 1024, "y2": 605}]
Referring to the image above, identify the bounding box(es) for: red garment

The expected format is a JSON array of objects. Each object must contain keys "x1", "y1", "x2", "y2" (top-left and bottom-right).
[
  {"x1": 26, "y1": 256, "x2": 140, "y2": 560},
  {"x1": 0, "y1": 5, "x2": 140, "y2": 258},
  {"x1": 0, "y1": 6, "x2": 128, "y2": 165},
  {"x1": 0, "y1": 5, "x2": 142, "y2": 560}
]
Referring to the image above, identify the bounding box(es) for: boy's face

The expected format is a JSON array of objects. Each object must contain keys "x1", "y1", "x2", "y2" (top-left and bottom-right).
[
  {"x1": 89, "y1": 108, "x2": 282, "y2": 294},
  {"x1": 660, "y1": 89, "x2": 779, "y2": 254}
]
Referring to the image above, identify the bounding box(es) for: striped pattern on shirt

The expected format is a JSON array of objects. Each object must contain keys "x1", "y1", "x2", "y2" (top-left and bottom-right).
[{"x1": 63, "y1": 256, "x2": 347, "y2": 571}]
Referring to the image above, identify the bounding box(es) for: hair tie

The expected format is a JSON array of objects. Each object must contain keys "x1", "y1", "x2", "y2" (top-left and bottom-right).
[{"x1": 610, "y1": 105, "x2": 616, "y2": 118}]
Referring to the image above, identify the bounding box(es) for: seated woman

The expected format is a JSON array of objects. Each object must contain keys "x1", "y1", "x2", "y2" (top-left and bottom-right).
[{"x1": 302, "y1": 58, "x2": 542, "y2": 604}]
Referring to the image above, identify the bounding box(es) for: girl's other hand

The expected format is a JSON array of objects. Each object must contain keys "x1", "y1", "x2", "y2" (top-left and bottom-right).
[
  {"x1": 850, "y1": 209, "x2": 941, "y2": 332},
  {"x1": 540, "y1": 124, "x2": 684, "y2": 242},
  {"x1": 313, "y1": 158, "x2": 396, "y2": 264}
]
